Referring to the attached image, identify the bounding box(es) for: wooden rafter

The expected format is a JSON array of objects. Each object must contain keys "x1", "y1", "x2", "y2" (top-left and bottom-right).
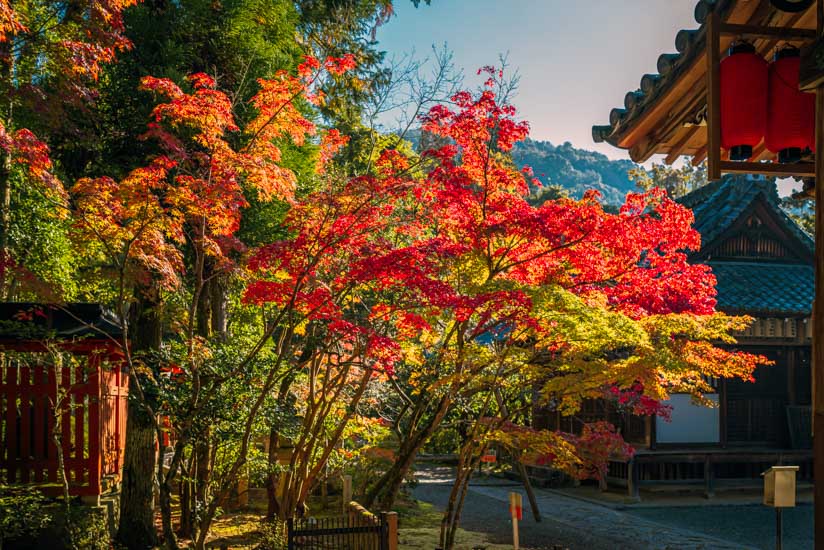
[
  {"x1": 615, "y1": 2, "x2": 763, "y2": 150},
  {"x1": 665, "y1": 125, "x2": 702, "y2": 164}
]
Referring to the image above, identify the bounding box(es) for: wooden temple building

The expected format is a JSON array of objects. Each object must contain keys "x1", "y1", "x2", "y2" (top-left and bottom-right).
[
  {"x1": 535, "y1": 174, "x2": 815, "y2": 496},
  {"x1": 582, "y1": 0, "x2": 824, "y2": 499}
]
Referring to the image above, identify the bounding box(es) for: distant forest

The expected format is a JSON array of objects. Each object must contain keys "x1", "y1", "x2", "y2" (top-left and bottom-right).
[
  {"x1": 405, "y1": 130, "x2": 639, "y2": 205},
  {"x1": 511, "y1": 139, "x2": 638, "y2": 205}
]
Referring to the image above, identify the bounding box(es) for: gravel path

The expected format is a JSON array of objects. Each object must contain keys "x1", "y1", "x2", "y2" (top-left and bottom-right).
[
  {"x1": 627, "y1": 505, "x2": 813, "y2": 550},
  {"x1": 411, "y1": 465, "x2": 760, "y2": 550}
]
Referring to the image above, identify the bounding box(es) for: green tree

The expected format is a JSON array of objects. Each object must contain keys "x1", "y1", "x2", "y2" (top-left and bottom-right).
[{"x1": 629, "y1": 161, "x2": 707, "y2": 199}]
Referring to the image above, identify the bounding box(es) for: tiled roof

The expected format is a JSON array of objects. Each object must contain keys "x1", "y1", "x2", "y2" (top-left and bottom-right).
[
  {"x1": 677, "y1": 175, "x2": 814, "y2": 256},
  {"x1": 710, "y1": 262, "x2": 813, "y2": 315},
  {"x1": 676, "y1": 175, "x2": 814, "y2": 316},
  {"x1": 592, "y1": 0, "x2": 736, "y2": 148},
  {"x1": 0, "y1": 303, "x2": 122, "y2": 340}
]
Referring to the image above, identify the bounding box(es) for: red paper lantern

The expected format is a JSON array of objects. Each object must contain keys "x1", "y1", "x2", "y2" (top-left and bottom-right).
[
  {"x1": 720, "y1": 42, "x2": 768, "y2": 161},
  {"x1": 766, "y1": 47, "x2": 815, "y2": 163}
]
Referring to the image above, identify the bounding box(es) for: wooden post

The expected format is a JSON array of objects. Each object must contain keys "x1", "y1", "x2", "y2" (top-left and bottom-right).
[
  {"x1": 706, "y1": 10, "x2": 722, "y2": 181},
  {"x1": 342, "y1": 474, "x2": 352, "y2": 514},
  {"x1": 628, "y1": 457, "x2": 640, "y2": 501},
  {"x1": 382, "y1": 511, "x2": 398, "y2": 550},
  {"x1": 814, "y1": 4, "x2": 824, "y2": 548},
  {"x1": 509, "y1": 492, "x2": 522, "y2": 550},
  {"x1": 704, "y1": 454, "x2": 714, "y2": 499}
]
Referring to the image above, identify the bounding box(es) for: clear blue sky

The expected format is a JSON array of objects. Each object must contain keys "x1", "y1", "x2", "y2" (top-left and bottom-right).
[{"x1": 375, "y1": 1, "x2": 696, "y2": 161}]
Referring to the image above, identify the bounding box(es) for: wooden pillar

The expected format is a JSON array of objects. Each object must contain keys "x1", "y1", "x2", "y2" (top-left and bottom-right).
[
  {"x1": 382, "y1": 511, "x2": 398, "y2": 550},
  {"x1": 706, "y1": 11, "x2": 722, "y2": 181},
  {"x1": 704, "y1": 454, "x2": 715, "y2": 499},
  {"x1": 627, "y1": 457, "x2": 640, "y2": 501},
  {"x1": 814, "y1": 3, "x2": 824, "y2": 547},
  {"x1": 788, "y1": 347, "x2": 797, "y2": 406},
  {"x1": 342, "y1": 474, "x2": 352, "y2": 513},
  {"x1": 720, "y1": 378, "x2": 728, "y2": 448}
]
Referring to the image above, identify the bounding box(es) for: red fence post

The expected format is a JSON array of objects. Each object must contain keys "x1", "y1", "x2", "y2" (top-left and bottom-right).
[
  {"x1": 74, "y1": 361, "x2": 85, "y2": 487},
  {"x1": 19, "y1": 364, "x2": 30, "y2": 483},
  {"x1": 32, "y1": 364, "x2": 44, "y2": 483},
  {"x1": 46, "y1": 365, "x2": 57, "y2": 484},
  {"x1": 61, "y1": 363, "x2": 71, "y2": 487},
  {"x1": 2, "y1": 361, "x2": 17, "y2": 483},
  {"x1": 87, "y1": 354, "x2": 101, "y2": 496}
]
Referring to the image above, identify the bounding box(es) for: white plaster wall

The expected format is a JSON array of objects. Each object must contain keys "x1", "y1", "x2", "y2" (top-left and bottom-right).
[{"x1": 656, "y1": 394, "x2": 720, "y2": 444}]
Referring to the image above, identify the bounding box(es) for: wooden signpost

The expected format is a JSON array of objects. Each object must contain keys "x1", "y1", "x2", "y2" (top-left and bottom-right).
[
  {"x1": 342, "y1": 474, "x2": 353, "y2": 513},
  {"x1": 509, "y1": 492, "x2": 523, "y2": 550},
  {"x1": 480, "y1": 450, "x2": 497, "y2": 463}
]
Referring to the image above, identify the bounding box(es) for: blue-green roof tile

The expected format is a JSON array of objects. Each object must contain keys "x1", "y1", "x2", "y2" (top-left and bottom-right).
[
  {"x1": 709, "y1": 262, "x2": 813, "y2": 316},
  {"x1": 678, "y1": 175, "x2": 813, "y2": 317}
]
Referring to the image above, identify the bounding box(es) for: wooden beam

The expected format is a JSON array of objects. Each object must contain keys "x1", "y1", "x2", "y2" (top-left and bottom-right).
[
  {"x1": 718, "y1": 22, "x2": 817, "y2": 41},
  {"x1": 630, "y1": 86, "x2": 705, "y2": 163},
  {"x1": 616, "y1": 1, "x2": 762, "y2": 150},
  {"x1": 707, "y1": 12, "x2": 722, "y2": 181},
  {"x1": 718, "y1": 160, "x2": 816, "y2": 177},
  {"x1": 665, "y1": 126, "x2": 701, "y2": 164},
  {"x1": 759, "y1": 10, "x2": 811, "y2": 64},
  {"x1": 692, "y1": 147, "x2": 707, "y2": 166}
]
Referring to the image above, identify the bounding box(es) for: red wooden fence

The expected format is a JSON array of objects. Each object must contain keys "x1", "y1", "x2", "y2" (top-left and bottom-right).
[{"x1": 0, "y1": 343, "x2": 128, "y2": 496}]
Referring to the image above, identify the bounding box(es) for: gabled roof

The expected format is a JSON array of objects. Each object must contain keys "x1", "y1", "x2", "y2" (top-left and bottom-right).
[
  {"x1": 592, "y1": 0, "x2": 817, "y2": 165},
  {"x1": 677, "y1": 175, "x2": 814, "y2": 316},
  {"x1": 677, "y1": 174, "x2": 814, "y2": 257}
]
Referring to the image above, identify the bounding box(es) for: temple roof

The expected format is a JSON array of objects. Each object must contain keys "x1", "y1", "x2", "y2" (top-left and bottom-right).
[
  {"x1": 710, "y1": 261, "x2": 813, "y2": 315},
  {"x1": 678, "y1": 176, "x2": 814, "y2": 316},
  {"x1": 0, "y1": 303, "x2": 123, "y2": 341},
  {"x1": 678, "y1": 175, "x2": 814, "y2": 256},
  {"x1": 592, "y1": 0, "x2": 817, "y2": 165}
]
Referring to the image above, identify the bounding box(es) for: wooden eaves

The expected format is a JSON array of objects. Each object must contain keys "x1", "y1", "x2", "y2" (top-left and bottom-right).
[{"x1": 592, "y1": 0, "x2": 818, "y2": 171}]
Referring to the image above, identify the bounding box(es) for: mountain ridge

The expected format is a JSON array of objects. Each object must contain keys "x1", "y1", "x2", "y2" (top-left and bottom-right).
[
  {"x1": 511, "y1": 138, "x2": 638, "y2": 205},
  {"x1": 401, "y1": 129, "x2": 639, "y2": 205}
]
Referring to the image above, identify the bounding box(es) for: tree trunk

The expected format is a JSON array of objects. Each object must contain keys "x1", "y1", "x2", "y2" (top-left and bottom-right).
[
  {"x1": 118, "y1": 401, "x2": 159, "y2": 549},
  {"x1": 194, "y1": 434, "x2": 211, "y2": 517},
  {"x1": 266, "y1": 429, "x2": 280, "y2": 521},
  {"x1": 364, "y1": 395, "x2": 451, "y2": 510},
  {"x1": 446, "y1": 464, "x2": 473, "y2": 550},
  {"x1": 196, "y1": 278, "x2": 211, "y2": 338},
  {"x1": 178, "y1": 450, "x2": 194, "y2": 538},
  {"x1": 193, "y1": 275, "x2": 214, "y2": 523},
  {"x1": 441, "y1": 437, "x2": 479, "y2": 550},
  {"x1": 0, "y1": 126, "x2": 11, "y2": 299},
  {"x1": 0, "y1": 41, "x2": 13, "y2": 300},
  {"x1": 210, "y1": 274, "x2": 229, "y2": 340},
  {"x1": 117, "y1": 294, "x2": 162, "y2": 549}
]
